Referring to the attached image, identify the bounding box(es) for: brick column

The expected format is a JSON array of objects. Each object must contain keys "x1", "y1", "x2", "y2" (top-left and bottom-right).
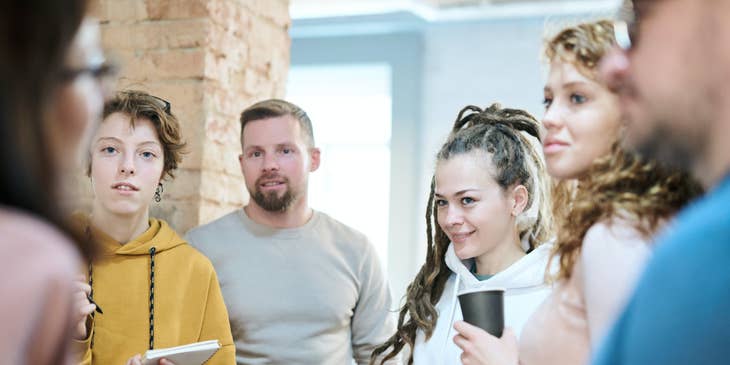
[{"x1": 81, "y1": 0, "x2": 290, "y2": 232}]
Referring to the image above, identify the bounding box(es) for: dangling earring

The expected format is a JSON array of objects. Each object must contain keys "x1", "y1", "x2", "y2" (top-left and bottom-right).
[{"x1": 154, "y1": 183, "x2": 163, "y2": 203}]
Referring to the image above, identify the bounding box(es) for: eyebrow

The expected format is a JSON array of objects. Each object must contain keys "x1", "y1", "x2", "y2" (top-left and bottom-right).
[
  {"x1": 434, "y1": 189, "x2": 480, "y2": 197},
  {"x1": 544, "y1": 80, "x2": 590, "y2": 92},
  {"x1": 95, "y1": 137, "x2": 161, "y2": 148},
  {"x1": 244, "y1": 143, "x2": 296, "y2": 150}
]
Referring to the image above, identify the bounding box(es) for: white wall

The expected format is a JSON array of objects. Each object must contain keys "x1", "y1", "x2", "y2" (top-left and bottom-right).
[
  {"x1": 290, "y1": 7, "x2": 617, "y2": 307},
  {"x1": 415, "y1": 17, "x2": 549, "y2": 267}
]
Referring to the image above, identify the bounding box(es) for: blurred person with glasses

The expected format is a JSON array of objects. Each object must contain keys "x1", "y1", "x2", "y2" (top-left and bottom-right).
[
  {"x1": 72, "y1": 90, "x2": 235, "y2": 365},
  {"x1": 0, "y1": 0, "x2": 112, "y2": 363},
  {"x1": 594, "y1": 0, "x2": 730, "y2": 364}
]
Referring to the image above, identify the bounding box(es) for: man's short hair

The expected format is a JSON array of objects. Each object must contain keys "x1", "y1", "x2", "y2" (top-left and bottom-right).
[{"x1": 240, "y1": 99, "x2": 315, "y2": 147}]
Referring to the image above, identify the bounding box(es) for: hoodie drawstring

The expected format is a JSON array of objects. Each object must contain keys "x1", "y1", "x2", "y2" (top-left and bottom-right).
[
  {"x1": 442, "y1": 273, "x2": 461, "y2": 359},
  {"x1": 88, "y1": 262, "x2": 96, "y2": 350},
  {"x1": 149, "y1": 246, "x2": 156, "y2": 350}
]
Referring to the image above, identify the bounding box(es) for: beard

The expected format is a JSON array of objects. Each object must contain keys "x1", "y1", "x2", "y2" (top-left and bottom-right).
[
  {"x1": 628, "y1": 122, "x2": 697, "y2": 173},
  {"x1": 250, "y1": 175, "x2": 297, "y2": 212}
]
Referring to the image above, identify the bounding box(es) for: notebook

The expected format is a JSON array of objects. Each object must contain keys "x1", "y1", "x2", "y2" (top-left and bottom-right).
[{"x1": 141, "y1": 340, "x2": 220, "y2": 365}]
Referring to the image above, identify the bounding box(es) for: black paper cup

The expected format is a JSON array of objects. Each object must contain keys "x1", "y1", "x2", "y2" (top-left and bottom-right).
[{"x1": 458, "y1": 288, "x2": 505, "y2": 337}]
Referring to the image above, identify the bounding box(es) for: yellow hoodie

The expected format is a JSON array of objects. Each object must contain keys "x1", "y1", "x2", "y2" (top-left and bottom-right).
[{"x1": 75, "y1": 215, "x2": 235, "y2": 364}]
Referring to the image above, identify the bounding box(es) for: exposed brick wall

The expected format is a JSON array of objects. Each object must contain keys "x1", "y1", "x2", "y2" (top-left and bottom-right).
[{"x1": 74, "y1": 0, "x2": 290, "y2": 233}]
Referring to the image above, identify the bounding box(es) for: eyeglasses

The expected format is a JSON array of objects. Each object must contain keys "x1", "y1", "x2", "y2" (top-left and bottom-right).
[
  {"x1": 61, "y1": 60, "x2": 118, "y2": 84},
  {"x1": 118, "y1": 91, "x2": 172, "y2": 114},
  {"x1": 61, "y1": 57, "x2": 119, "y2": 100},
  {"x1": 614, "y1": 0, "x2": 638, "y2": 51}
]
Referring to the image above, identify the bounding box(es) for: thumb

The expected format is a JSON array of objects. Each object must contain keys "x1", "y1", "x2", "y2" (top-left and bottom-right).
[{"x1": 501, "y1": 327, "x2": 517, "y2": 340}]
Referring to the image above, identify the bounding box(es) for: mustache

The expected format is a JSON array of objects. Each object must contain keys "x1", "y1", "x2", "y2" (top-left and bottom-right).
[{"x1": 255, "y1": 173, "x2": 289, "y2": 186}]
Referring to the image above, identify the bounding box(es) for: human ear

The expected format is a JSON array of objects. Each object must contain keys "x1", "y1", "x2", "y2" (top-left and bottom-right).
[
  {"x1": 511, "y1": 184, "x2": 529, "y2": 216},
  {"x1": 309, "y1": 147, "x2": 321, "y2": 172}
]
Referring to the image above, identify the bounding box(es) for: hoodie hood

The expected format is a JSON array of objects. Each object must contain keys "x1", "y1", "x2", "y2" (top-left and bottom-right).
[
  {"x1": 444, "y1": 241, "x2": 555, "y2": 295},
  {"x1": 72, "y1": 212, "x2": 187, "y2": 256}
]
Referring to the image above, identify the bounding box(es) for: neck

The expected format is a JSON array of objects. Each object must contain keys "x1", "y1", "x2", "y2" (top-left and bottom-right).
[
  {"x1": 474, "y1": 231, "x2": 525, "y2": 276},
  {"x1": 698, "y1": 126, "x2": 730, "y2": 189},
  {"x1": 90, "y1": 203, "x2": 150, "y2": 244},
  {"x1": 244, "y1": 196, "x2": 313, "y2": 229}
]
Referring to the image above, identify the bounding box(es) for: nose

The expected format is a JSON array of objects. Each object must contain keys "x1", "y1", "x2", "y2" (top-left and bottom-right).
[
  {"x1": 542, "y1": 102, "x2": 563, "y2": 131},
  {"x1": 119, "y1": 153, "x2": 135, "y2": 175},
  {"x1": 599, "y1": 46, "x2": 630, "y2": 94},
  {"x1": 444, "y1": 206, "x2": 463, "y2": 227},
  {"x1": 262, "y1": 153, "x2": 279, "y2": 172}
]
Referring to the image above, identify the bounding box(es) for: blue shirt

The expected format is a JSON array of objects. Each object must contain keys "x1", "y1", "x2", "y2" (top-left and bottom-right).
[{"x1": 592, "y1": 175, "x2": 730, "y2": 365}]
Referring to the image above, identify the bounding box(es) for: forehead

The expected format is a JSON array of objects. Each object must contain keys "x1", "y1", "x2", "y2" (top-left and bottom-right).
[
  {"x1": 546, "y1": 59, "x2": 598, "y2": 88},
  {"x1": 435, "y1": 152, "x2": 497, "y2": 192},
  {"x1": 97, "y1": 112, "x2": 160, "y2": 142},
  {"x1": 242, "y1": 114, "x2": 305, "y2": 147}
]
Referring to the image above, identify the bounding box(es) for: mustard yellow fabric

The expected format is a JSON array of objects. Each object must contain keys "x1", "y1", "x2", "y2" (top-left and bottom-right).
[{"x1": 74, "y1": 215, "x2": 235, "y2": 364}]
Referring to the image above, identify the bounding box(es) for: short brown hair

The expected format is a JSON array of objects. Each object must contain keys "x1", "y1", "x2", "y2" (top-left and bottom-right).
[
  {"x1": 99, "y1": 90, "x2": 186, "y2": 180},
  {"x1": 240, "y1": 99, "x2": 315, "y2": 147}
]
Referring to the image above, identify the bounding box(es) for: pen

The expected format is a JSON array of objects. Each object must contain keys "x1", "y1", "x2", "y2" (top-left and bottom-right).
[{"x1": 87, "y1": 295, "x2": 103, "y2": 314}]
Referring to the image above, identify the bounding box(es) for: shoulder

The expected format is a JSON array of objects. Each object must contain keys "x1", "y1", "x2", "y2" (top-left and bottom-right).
[
  {"x1": 582, "y1": 218, "x2": 652, "y2": 262},
  {"x1": 0, "y1": 207, "x2": 78, "y2": 306},
  {"x1": 186, "y1": 209, "x2": 245, "y2": 243},
  {"x1": 314, "y1": 211, "x2": 372, "y2": 250},
  {"x1": 0, "y1": 207, "x2": 79, "y2": 271}
]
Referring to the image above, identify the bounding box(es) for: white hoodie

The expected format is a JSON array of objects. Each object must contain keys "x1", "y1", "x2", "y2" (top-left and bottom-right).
[{"x1": 411, "y1": 242, "x2": 554, "y2": 364}]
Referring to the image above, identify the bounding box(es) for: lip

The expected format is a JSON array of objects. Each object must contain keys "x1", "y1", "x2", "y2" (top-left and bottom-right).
[
  {"x1": 258, "y1": 179, "x2": 286, "y2": 191},
  {"x1": 543, "y1": 137, "x2": 569, "y2": 154},
  {"x1": 111, "y1": 182, "x2": 139, "y2": 195},
  {"x1": 450, "y1": 231, "x2": 474, "y2": 244}
]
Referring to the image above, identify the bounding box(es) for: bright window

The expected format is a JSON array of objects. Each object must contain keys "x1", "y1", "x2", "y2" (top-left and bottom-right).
[{"x1": 287, "y1": 64, "x2": 392, "y2": 272}]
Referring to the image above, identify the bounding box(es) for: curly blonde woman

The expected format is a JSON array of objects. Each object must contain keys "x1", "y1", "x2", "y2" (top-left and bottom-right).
[{"x1": 451, "y1": 20, "x2": 702, "y2": 365}]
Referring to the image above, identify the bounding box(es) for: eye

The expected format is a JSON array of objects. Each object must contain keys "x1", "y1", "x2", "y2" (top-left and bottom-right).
[
  {"x1": 251, "y1": 151, "x2": 262, "y2": 158},
  {"x1": 461, "y1": 197, "x2": 475, "y2": 205},
  {"x1": 435, "y1": 199, "x2": 447, "y2": 207},
  {"x1": 542, "y1": 97, "x2": 553, "y2": 109},
  {"x1": 101, "y1": 146, "x2": 117, "y2": 154},
  {"x1": 140, "y1": 151, "x2": 156, "y2": 159},
  {"x1": 570, "y1": 93, "x2": 587, "y2": 104},
  {"x1": 281, "y1": 148, "x2": 292, "y2": 154}
]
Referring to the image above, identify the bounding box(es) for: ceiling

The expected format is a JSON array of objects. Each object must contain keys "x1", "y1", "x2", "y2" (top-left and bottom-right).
[{"x1": 290, "y1": 0, "x2": 622, "y2": 20}]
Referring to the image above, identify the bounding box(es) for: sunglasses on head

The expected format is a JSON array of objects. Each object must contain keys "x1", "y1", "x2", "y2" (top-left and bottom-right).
[
  {"x1": 614, "y1": 0, "x2": 641, "y2": 51},
  {"x1": 119, "y1": 91, "x2": 172, "y2": 114}
]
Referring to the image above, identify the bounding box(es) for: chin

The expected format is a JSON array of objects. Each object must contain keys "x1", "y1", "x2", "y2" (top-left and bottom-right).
[
  {"x1": 453, "y1": 245, "x2": 476, "y2": 261},
  {"x1": 105, "y1": 203, "x2": 145, "y2": 216}
]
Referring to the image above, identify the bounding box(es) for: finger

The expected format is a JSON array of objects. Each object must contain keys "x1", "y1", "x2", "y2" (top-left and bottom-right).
[
  {"x1": 128, "y1": 354, "x2": 142, "y2": 365},
  {"x1": 77, "y1": 303, "x2": 96, "y2": 317},
  {"x1": 453, "y1": 334, "x2": 475, "y2": 355},
  {"x1": 74, "y1": 290, "x2": 91, "y2": 302},
  {"x1": 502, "y1": 327, "x2": 517, "y2": 340},
  {"x1": 76, "y1": 274, "x2": 87, "y2": 281},
  {"x1": 454, "y1": 320, "x2": 490, "y2": 341},
  {"x1": 159, "y1": 359, "x2": 176, "y2": 365},
  {"x1": 74, "y1": 281, "x2": 92, "y2": 294}
]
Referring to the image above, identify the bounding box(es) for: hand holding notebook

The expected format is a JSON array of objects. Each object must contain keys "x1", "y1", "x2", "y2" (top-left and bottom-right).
[{"x1": 140, "y1": 340, "x2": 220, "y2": 365}]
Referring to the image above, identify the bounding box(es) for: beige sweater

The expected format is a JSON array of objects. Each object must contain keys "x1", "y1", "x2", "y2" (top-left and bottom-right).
[
  {"x1": 187, "y1": 208, "x2": 397, "y2": 365},
  {"x1": 519, "y1": 218, "x2": 654, "y2": 365}
]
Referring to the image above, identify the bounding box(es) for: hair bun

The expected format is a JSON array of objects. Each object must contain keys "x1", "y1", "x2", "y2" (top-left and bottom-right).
[{"x1": 452, "y1": 103, "x2": 541, "y2": 141}]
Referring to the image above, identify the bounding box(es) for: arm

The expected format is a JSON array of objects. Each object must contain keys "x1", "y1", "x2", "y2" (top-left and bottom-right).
[
  {"x1": 580, "y1": 220, "x2": 651, "y2": 350},
  {"x1": 350, "y1": 242, "x2": 397, "y2": 365},
  {"x1": 197, "y1": 268, "x2": 235, "y2": 365}
]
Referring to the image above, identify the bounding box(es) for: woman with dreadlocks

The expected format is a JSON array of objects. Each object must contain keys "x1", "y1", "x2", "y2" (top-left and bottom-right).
[
  {"x1": 451, "y1": 20, "x2": 702, "y2": 365},
  {"x1": 371, "y1": 103, "x2": 555, "y2": 364}
]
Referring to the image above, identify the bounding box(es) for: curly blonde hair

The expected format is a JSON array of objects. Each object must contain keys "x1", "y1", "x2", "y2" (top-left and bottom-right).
[{"x1": 545, "y1": 20, "x2": 703, "y2": 281}]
